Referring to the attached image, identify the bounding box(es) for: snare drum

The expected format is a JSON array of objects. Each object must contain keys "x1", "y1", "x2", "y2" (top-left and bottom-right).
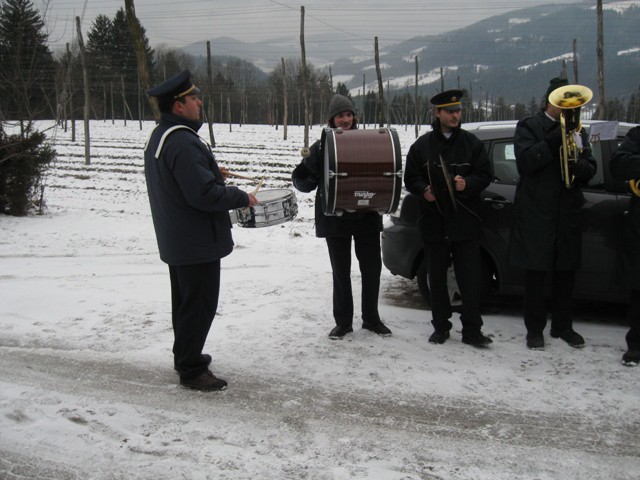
[
  {"x1": 234, "y1": 188, "x2": 298, "y2": 228},
  {"x1": 322, "y1": 127, "x2": 402, "y2": 215}
]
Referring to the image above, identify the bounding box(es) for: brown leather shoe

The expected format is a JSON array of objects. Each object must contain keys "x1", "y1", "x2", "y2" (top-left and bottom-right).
[{"x1": 180, "y1": 370, "x2": 227, "y2": 391}]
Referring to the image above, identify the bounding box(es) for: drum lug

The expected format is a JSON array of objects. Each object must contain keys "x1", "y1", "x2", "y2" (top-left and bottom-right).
[
  {"x1": 328, "y1": 171, "x2": 348, "y2": 178},
  {"x1": 383, "y1": 171, "x2": 404, "y2": 177}
]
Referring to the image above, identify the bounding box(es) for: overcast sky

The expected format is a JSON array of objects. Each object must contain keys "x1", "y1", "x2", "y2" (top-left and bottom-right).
[{"x1": 44, "y1": 0, "x2": 583, "y2": 51}]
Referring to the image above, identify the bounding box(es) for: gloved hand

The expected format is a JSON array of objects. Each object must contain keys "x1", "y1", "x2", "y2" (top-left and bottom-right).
[
  {"x1": 302, "y1": 156, "x2": 319, "y2": 176},
  {"x1": 570, "y1": 158, "x2": 593, "y2": 183},
  {"x1": 293, "y1": 162, "x2": 311, "y2": 179},
  {"x1": 545, "y1": 122, "x2": 563, "y2": 151}
]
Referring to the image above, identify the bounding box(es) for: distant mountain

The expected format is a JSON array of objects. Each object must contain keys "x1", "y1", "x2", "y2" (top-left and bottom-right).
[
  {"x1": 335, "y1": 1, "x2": 640, "y2": 104},
  {"x1": 184, "y1": 1, "x2": 640, "y2": 104},
  {"x1": 182, "y1": 34, "x2": 371, "y2": 72}
]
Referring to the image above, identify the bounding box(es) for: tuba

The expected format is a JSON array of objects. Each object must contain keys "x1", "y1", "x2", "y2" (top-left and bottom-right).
[
  {"x1": 629, "y1": 179, "x2": 640, "y2": 197},
  {"x1": 548, "y1": 84, "x2": 593, "y2": 188}
]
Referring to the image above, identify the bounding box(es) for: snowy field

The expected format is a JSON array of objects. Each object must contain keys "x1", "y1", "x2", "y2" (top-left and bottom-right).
[{"x1": 0, "y1": 120, "x2": 638, "y2": 479}]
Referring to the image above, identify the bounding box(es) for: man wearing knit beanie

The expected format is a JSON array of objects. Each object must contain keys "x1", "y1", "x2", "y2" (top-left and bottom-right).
[
  {"x1": 291, "y1": 91, "x2": 392, "y2": 340},
  {"x1": 544, "y1": 77, "x2": 569, "y2": 105},
  {"x1": 327, "y1": 94, "x2": 355, "y2": 122}
]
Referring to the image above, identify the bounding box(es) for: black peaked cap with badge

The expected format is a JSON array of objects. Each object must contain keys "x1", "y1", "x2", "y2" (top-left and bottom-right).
[
  {"x1": 430, "y1": 89, "x2": 464, "y2": 111},
  {"x1": 147, "y1": 70, "x2": 201, "y2": 110}
]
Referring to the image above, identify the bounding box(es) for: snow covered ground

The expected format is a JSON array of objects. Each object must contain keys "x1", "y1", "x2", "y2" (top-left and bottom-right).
[{"x1": 1, "y1": 121, "x2": 638, "y2": 479}]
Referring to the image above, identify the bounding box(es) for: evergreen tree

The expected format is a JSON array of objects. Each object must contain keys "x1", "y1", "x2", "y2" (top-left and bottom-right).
[
  {"x1": 108, "y1": 8, "x2": 154, "y2": 119},
  {"x1": 625, "y1": 86, "x2": 640, "y2": 123},
  {"x1": 86, "y1": 16, "x2": 115, "y2": 88},
  {"x1": 0, "y1": 0, "x2": 56, "y2": 216},
  {"x1": 0, "y1": 0, "x2": 55, "y2": 128},
  {"x1": 514, "y1": 102, "x2": 527, "y2": 120},
  {"x1": 335, "y1": 82, "x2": 351, "y2": 99}
]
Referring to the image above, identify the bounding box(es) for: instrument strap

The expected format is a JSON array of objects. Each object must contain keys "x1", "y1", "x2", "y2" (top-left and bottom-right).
[{"x1": 146, "y1": 125, "x2": 212, "y2": 160}]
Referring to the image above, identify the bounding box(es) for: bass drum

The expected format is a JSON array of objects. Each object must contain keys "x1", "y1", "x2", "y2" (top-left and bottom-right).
[{"x1": 321, "y1": 127, "x2": 402, "y2": 215}]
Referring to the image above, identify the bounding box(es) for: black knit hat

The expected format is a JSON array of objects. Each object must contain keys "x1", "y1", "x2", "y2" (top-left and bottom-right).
[
  {"x1": 545, "y1": 77, "x2": 569, "y2": 104},
  {"x1": 328, "y1": 94, "x2": 355, "y2": 120}
]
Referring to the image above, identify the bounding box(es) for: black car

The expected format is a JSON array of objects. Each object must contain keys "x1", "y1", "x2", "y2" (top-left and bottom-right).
[{"x1": 382, "y1": 120, "x2": 637, "y2": 307}]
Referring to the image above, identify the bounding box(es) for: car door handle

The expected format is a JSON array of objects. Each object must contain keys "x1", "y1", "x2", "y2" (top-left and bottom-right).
[{"x1": 483, "y1": 197, "x2": 512, "y2": 209}]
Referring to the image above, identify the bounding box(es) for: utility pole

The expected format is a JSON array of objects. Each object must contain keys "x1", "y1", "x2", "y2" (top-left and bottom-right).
[
  {"x1": 596, "y1": 0, "x2": 606, "y2": 119},
  {"x1": 572, "y1": 38, "x2": 579, "y2": 84},
  {"x1": 300, "y1": 6, "x2": 310, "y2": 149},
  {"x1": 374, "y1": 36, "x2": 386, "y2": 127}
]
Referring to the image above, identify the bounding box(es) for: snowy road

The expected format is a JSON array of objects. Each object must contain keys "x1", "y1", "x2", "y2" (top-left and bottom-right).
[
  {"x1": 1, "y1": 343, "x2": 639, "y2": 480},
  {"x1": 2, "y1": 122, "x2": 639, "y2": 479}
]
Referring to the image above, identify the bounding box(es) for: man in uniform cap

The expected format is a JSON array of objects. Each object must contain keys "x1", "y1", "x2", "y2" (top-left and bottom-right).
[
  {"x1": 430, "y1": 89, "x2": 463, "y2": 112},
  {"x1": 147, "y1": 70, "x2": 201, "y2": 113},
  {"x1": 144, "y1": 70, "x2": 258, "y2": 391},
  {"x1": 509, "y1": 77, "x2": 596, "y2": 351},
  {"x1": 404, "y1": 89, "x2": 493, "y2": 347}
]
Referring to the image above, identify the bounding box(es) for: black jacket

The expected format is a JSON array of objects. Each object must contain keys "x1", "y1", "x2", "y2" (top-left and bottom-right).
[
  {"x1": 610, "y1": 126, "x2": 640, "y2": 289},
  {"x1": 508, "y1": 110, "x2": 596, "y2": 271},
  {"x1": 291, "y1": 129, "x2": 382, "y2": 238},
  {"x1": 404, "y1": 121, "x2": 491, "y2": 242},
  {"x1": 144, "y1": 113, "x2": 249, "y2": 265}
]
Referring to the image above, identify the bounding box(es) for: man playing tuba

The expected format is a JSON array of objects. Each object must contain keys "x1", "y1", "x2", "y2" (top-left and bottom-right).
[{"x1": 509, "y1": 77, "x2": 597, "y2": 351}]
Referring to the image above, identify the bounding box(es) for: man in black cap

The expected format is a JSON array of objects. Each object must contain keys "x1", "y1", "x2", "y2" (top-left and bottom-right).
[
  {"x1": 509, "y1": 77, "x2": 596, "y2": 351},
  {"x1": 144, "y1": 70, "x2": 258, "y2": 391},
  {"x1": 404, "y1": 89, "x2": 493, "y2": 347}
]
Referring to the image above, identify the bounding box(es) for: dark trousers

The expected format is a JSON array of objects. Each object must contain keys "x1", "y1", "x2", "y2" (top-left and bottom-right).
[
  {"x1": 428, "y1": 239, "x2": 483, "y2": 335},
  {"x1": 325, "y1": 233, "x2": 382, "y2": 327},
  {"x1": 626, "y1": 289, "x2": 640, "y2": 351},
  {"x1": 169, "y1": 261, "x2": 220, "y2": 379},
  {"x1": 523, "y1": 269, "x2": 575, "y2": 334}
]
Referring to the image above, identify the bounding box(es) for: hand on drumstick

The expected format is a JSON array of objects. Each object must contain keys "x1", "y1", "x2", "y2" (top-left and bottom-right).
[
  {"x1": 219, "y1": 166, "x2": 230, "y2": 179},
  {"x1": 251, "y1": 178, "x2": 265, "y2": 196},
  {"x1": 246, "y1": 178, "x2": 264, "y2": 207}
]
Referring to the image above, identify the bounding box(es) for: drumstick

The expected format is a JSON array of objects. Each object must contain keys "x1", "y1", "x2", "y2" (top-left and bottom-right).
[
  {"x1": 251, "y1": 178, "x2": 265, "y2": 196},
  {"x1": 226, "y1": 171, "x2": 260, "y2": 182}
]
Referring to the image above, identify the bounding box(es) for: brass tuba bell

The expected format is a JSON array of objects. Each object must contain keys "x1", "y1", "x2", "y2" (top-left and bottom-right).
[{"x1": 548, "y1": 84, "x2": 593, "y2": 188}]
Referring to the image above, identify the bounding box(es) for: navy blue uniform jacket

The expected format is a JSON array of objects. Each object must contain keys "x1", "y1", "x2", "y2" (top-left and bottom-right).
[{"x1": 144, "y1": 113, "x2": 250, "y2": 265}]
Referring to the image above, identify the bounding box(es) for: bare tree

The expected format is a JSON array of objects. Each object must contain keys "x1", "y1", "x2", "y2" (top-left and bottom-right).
[
  {"x1": 374, "y1": 37, "x2": 386, "y2": 127},
  {"x1": 281, "y1": 57, "x2": 288, "y2": 141},
  {"x1": 595, "y1": 0, "x2": 606, "y2": 120},
  {"x1": 75, "y1": 17, "x2": 90, "y2": 164},
  {"x1": 124, "y1": 0, "x2": 159, "y2": 121},
  {"x1": 300, "y1": 6, "x2": 310, "y2": 149}
]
